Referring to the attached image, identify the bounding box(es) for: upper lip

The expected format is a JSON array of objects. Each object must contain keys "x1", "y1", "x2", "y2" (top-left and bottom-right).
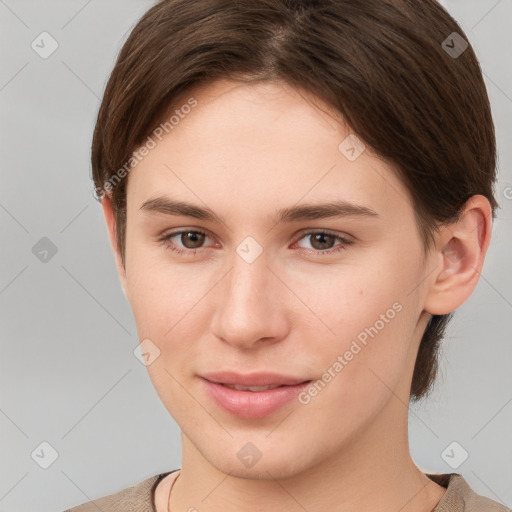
[{"x1": 201, "y1": 371, "x2": 311, "y2": 387}]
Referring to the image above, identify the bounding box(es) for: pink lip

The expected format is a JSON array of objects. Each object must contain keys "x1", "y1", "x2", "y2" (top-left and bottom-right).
[
  {"x1": 200, "y1": 372, "x2": 312, "y2": 419},
  {"x1": 201, "y1": 370, "x2": 309, "y2": 387}
]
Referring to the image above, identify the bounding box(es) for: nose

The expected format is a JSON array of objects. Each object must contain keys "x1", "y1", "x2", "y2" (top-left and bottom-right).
[{"x1": 209, "y1": 250, "x2": 289, "y2": 350}]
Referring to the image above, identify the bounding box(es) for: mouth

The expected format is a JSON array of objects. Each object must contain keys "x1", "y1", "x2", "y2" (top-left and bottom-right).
[
  {"x1": 201, "y1": 370, "x2": 311, "y2": 388},
  {"x1": 218, "y1": 383, "x2": 290, "y2": 391},
  {"x1": 199, "y1": 372, "x2": 313, "y2": 419}
]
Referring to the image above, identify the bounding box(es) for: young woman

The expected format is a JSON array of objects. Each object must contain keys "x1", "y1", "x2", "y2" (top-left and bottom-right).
[{"x1": 64, "y1": 1, "x2": 508, "y2": 511}]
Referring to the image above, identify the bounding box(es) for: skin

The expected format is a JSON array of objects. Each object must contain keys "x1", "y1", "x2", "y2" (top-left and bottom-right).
[{"x1": 101, "y1": 79, "x2": 492, "y2": 512}]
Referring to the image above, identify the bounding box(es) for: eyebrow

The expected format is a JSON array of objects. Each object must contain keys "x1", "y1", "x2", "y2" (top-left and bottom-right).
[{"x1": 139, "y1": 196, "x2": 379, "y2": 224}]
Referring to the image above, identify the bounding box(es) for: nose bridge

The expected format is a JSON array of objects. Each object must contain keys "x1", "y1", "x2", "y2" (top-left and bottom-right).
[
  {"x1": 225, "y1": 238, "x2": 272, "y2": 312},
  {"x1": 210, "y1": 236, "x2": 286, "y2": 346}
]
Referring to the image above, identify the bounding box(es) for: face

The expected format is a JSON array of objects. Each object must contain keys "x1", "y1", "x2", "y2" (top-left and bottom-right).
[{"x1": 115, "y1": 79, "x2": 434, "y2": 478}]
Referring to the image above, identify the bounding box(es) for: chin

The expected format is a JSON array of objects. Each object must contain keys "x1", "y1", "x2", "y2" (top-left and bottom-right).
[
  {"x1": 198, "y1": 436, "x2": 321, "y2": 482},
  {"x1": 214, "y1": 456, "x2": 308, "y2": 481}
]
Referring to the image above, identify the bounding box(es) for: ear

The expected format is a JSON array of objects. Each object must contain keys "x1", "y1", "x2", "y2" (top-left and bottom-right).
[
  {"x1": 423, "y1": 195, "x2": 493, "y2": 315},
  {"x1": 101, "y1": 196, "x2": 128, "y2": 299}
]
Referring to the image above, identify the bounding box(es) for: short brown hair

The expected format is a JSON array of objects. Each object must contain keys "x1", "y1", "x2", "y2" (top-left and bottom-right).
[{"x1": 91, "y1": 0, "x2": 497, "y2": 402}]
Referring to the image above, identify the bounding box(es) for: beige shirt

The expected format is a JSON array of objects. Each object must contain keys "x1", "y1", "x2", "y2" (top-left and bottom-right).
[{"x1": 62, "y1": 470, "x2": 511, "y2": 512}]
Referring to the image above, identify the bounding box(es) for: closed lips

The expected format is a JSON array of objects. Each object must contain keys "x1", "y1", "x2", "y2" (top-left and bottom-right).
[
  {"x1": 201, "y1": 374, "x2": 314, "y2": 418},
  {"x1": 206, "y1": 379, "x2": 313, "y2": 392},
  {"x1": 221, "y1": 384, "x2": 287, "y2": 391},
  {"x1": 201, "y1": 371, "x2": 313, "y2": 389}
]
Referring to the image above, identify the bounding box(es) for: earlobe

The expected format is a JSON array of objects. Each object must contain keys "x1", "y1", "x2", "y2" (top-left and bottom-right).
[
  {"x1": 100, "y1": 196, "x2": 128, "y2": 298},
  {"x1": 423, "y1": 195, "x2": 493, "y2": 315}
]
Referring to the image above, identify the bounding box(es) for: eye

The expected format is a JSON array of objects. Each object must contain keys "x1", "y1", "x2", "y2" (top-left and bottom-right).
[
  {"x1": 158, "y1": 229, "x2": 213, "y2": 256},
  {"x1": 294, "y1": 230, "x2": 353, "y2": 255},
  {"x1": 158, "y1": 228, "x2": 353, "y2": 257}
]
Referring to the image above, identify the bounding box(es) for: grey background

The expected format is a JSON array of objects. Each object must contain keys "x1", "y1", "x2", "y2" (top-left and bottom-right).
[{"x1": 0, "y1": 1, "x2": 510, "y2": 511}]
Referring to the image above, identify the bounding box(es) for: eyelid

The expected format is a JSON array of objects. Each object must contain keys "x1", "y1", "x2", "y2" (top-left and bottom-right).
[
  {"x1": 293, "y1": 227, "x2": 353, "y2": 243},
  {"x1": 160, "y1": 227, "x2": 353, "y2": 244},
  {"x1": 159, "y1": 226, "x2": 354, "y2": 256},
  {"x1": 160, "y1": 227, "x2": 216, "y2": 247}
]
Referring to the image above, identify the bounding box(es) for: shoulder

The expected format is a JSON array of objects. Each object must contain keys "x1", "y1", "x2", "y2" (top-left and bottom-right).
[
  {"x1": 428, "y1": 473, "x2": 511, "y2": 512},
  {"x1": 60, "y1": 470, "x2": 179, "y2": 512}
]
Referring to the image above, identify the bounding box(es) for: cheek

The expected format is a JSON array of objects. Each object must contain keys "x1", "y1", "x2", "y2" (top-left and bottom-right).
[
  {"x1": 296, "y1": 297, "x2": 415, "y2": 439},
  {"x1": 291, "y1": 251, "x2": 421, "y2": 402},
  {"x1": 285, "y1": 245, "x2": 418, "y2": 340},
  {"x1": 124, "y1": 237, "x2": 201, "y2": 329}
]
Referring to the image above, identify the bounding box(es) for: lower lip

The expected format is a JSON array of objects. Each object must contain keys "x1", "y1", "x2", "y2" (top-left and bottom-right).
[{"x1": 201, "y1": 378, "x2": 312, "y2": 419}]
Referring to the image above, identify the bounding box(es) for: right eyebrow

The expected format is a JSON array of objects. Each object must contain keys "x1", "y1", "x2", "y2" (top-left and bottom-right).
[{"x1": 140, "y1": 197, "x2": 226, "y2": 224}]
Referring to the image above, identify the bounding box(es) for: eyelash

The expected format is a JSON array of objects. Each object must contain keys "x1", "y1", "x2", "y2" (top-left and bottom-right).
[{"x1": 157, "y1": 229, "x2": 353, "y2": 257}]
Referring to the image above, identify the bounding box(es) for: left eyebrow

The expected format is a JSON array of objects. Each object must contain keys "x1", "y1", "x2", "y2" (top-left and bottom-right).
[
  {"x1": 139, "y1": 196, "x2": 380, "y2": 224},
  {"x1": 275, "y1": 200, "x2": 379, "y2": 223}
]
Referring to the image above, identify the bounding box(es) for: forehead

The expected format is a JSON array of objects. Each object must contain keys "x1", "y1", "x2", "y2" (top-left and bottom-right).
[{"x1": 125, "y1": 79, "x2": 414, "y2": 227}]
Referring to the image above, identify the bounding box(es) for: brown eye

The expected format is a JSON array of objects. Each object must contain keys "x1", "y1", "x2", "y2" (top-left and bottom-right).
[
  {"x1": 179, "y1": 231, "x2": 206, "y2": 249},
  {"x1": 295, "y1": 230, "x2": 353, "y2": 255},
  {"x1": 309, "y1": 233, "x2": 337, "y2": 251},
  {"x1": 158, "y1": 229, "x2": 212, "y2": 255}
]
